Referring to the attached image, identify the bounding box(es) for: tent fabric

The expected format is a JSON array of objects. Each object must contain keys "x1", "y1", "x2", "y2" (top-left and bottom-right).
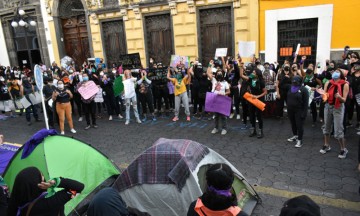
[
  {"x1": 3, "y1": 134, "x2": 120, "y2": 215},
  {"x1": 21, "y1": 128, "x2": 57, "y2": 159},
  {"x1": 114, "y1": 138, "x2": 209, "y2": 192},
  {"x1": 0, "y1": 143, "x2": 20, "y2": 175},
  {"x1": 115, "y1": 138, "x2": 259, "y2": 216}
]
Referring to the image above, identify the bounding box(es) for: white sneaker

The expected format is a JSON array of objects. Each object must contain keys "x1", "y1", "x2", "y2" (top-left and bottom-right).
[
  {"x1": 338, "y1": 148, "x2": 348, "y2": 159},
  {"x1": 229, "y1": 113, "x2": 234, "y2": 119},
  {"x1": 136, "y1": 118, "x2": 142, "y2": 124},
  {"x1": 287, "y1": 135, "x2": 298, "y2": 142},
  {"x1": 78, "y1": 117, "x2": 83, "y2": 122},
  {"x1": 125, "y1": 120, "x2": 129, "y2": 125},
  {"x1": 118, "y1": 114, "x2": 123, "y2": 119},
  {"x1": 109, "y1": 115, "x2": 113, "y2": 121},
  {"x1": 60, "y1": 131, "x2": 65, "y2": 135},
  {"x1": 320, "y1": 145, "x2": 331, "y2": 154},
  {"x1": 211, "y1": 128, "x2": 218, "y2": 134},
  {"x1": 70, "y1": 129, "x2": 77, "y2": 134},
  {"x1": 295, "y1": 140, "x2": 302, "y2": 148},
  {"x1": 236, "y1": 114, "x2": 241, "y2": 120},
  {"x1": 221, "y1": 129, "x2": 227, "y2": 135}
]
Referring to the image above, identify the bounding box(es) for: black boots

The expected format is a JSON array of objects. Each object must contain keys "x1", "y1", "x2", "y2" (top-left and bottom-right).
[
  {"x1": 257, "y1": 129, "x2": 264, "y2": 139},
  {"x1": 249, "y1": 128, "x2": 257, "y2": 137}
]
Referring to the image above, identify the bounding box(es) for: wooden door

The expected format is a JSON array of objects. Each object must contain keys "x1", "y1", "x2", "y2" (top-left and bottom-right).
[
  {"x1": 61, "y1": 15, "x2": 90, "y2": 67},
  {"x1": 199, "y1": 7, "x2": 232, "y2": 66},
  {"x1": 145, "y1": 14, "x2": 173, "y2": 66},
  {"x1": 101, "y1": 20, "x2": 127, "y2": 67}
]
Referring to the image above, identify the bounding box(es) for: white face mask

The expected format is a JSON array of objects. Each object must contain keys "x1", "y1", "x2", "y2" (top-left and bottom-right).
[
  {"x1": 100, "y1": 72, "x2": 104, "y2": 76},
  {"x1": 112, "y1": 70, "x2": 116, "y2": 74},
  {"x1": 58, "y1": 84, "x2": 64, "y2": 90}
]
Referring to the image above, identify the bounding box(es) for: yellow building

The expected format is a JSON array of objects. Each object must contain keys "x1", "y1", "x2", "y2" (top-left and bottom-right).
[
  {"x1": 45, "y1": 0, "x2": 259, "y2": 68},
  {"x1": 259, "y1": 0, "x2": 360, "y2": 65}
]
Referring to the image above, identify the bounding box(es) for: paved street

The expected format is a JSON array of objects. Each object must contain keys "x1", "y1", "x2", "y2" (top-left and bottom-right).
[{"x1": 1, "y1": 111, "x2": 360, "y2": 216}]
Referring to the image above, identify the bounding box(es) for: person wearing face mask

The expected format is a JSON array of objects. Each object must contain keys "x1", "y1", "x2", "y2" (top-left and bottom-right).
[
  {"x1": 137, "y1": 70, "x2": 156, "y2": 121},
  {"x1": 43, "y1": 78, "x2": 55, "y2": 128},
  {"x1": 262, "y1": 62, "x2": 276, "y2": 117},
  {"x1": 319, "y1": 69, "x2": 349, "y2": 159},
  {"x1": 167, "y1": 66, "x2": 191, "y2": 122},
  {"x1": 207, "y1": 60, "x2": 230, "y2": 135},
  {"x1": 240, "y1": 64, "x2": 267, "y2": 138},
  {"x1": 286, "y1": 76, "x2": 309, "y2": 148},
  {"x1": 52, "y1": 80, "x2": 76, "y2": 135},
  {"x1": 100, "y1": 72, "x2": 123, "y2": 121},
  {"x1": 9, "y1": 78, "x2": 24, "y2": 116},
  {"x1": 0, "y1": 76, "x2": 16, "y2": 117},
  {"x1": 226, "y1": 57, "x2": 241, "y2": 120},
  {"x1": 79, "y1": 74, "x2": 98, "y2": 130},
  {"x1": 276, "y1": 63, "x2": 292, "y2": 118},
  {"x1": 123, "y1": 69, "x2": 141, "y2": 125},
  {"x1": 22, "y1": 77, "x2": 41, "y2": 125}
]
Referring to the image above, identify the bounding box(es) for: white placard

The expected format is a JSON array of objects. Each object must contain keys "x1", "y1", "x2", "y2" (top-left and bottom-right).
[
  {"x1": 295, "y1": 43, "x2": 301, "y2": 55},
  {"x1": 238, "y1": 41, "x2": 256, "y2": 58},
  {"x1": 215, "y1": 48, "x2": 228, "y2": 57}
]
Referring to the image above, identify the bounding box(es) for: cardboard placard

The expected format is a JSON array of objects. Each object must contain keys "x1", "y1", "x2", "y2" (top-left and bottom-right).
[
  {"x1": 215, "y1": 48, "x2": 228, "y2": 57},
  {"x1": 205, "y1": 92, "x2": 232, "y2": 116},
  {"x1": 77, "y1": 81, "x2": 99, "y2": 100},
  {"x1": 238, "y1": 41, "x2": 256, "y2": 58},
  {"x1": 170, "y1": 55, "x2": 190, "y2": 68},
  {"x1": 119, "y1": 53, "x2": 142, "y2": 69}
]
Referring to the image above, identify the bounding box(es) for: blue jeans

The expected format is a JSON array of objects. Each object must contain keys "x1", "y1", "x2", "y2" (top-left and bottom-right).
[{"x1": 25, "y1": 105, "x2": 38, "y2": 122}]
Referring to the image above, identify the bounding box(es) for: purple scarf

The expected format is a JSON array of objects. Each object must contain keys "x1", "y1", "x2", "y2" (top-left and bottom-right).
[
  {"x1": 291, "y1": 86, "x2": 301, "y2": 93},
  {"x1": 208, "y1": 185, "x2": 232, "y2": 197}
]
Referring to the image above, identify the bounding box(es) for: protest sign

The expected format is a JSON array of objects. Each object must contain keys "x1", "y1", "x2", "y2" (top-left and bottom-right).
[
  {"x1": 295, "y1": 44, "x2": 301, "y2": 55},
  {"x1": 119, "y1": 53, "x2": 142, "y2": 69},
  {"x1": 170, "y1": 55, "x2": 190, "y2": 68},
  {"x1": 113, "y1": 76, "x2": 124, "y2": 97},
  {"x1": 238, "y1": 41, "x2": 256, "y2": 58},
  {"x1": 205, "y1": 92, "x2": 231, "y2": 116},
  {"x1": 78, "y1": 81, "x2": 99, "y2": 100},
  {"x1": 147, "y1": 67, "x2": 168, "y2": 82},
  {"x1": 215, "y1": 48, "x2": 228, "y2": 57}
]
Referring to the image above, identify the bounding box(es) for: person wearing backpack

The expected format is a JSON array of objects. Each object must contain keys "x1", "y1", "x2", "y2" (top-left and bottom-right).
[
  {"x1": 286, "y1": 76, "x2": 309, "y2": 148},
  {"x1": 319, "y1": 69, "x2": 349, "y2": 159}
]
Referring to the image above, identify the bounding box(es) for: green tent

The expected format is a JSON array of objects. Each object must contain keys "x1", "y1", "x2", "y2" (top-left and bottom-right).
[{"x1": 3, "y1": 135, "x2": 120, "y2": 215}]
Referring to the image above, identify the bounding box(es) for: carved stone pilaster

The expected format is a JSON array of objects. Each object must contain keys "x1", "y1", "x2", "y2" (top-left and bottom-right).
[
  {"x1": 120, "y1": 8, "x2": 128, "y2": 21},
  {"x1": 98, "y1": 0, "x2": 104, "y2": 8},
  {"x1": 233, "y1": 0, "x2": 241, "y2": 8},
  {"x1": 133, "y1": 5, "x2": 141, "y2": 20},
  {"x1": 187, "y1": 0, "x2": 195, "y2": 14},
  {"x1": 169, "y1": 1, "x2": 177, "y2": 15},
  {"x1": 90, "y1": 13, "x2": 99, "y2": 25},
  {"x1": 44, "y1": 0, "x2": 51, "y2": 14},
  {"x1": 85, "y1": 0, "x2": 97, "y2": 8}
]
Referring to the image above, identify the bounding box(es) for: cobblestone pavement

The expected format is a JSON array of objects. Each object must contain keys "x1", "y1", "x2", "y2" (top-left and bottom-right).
[{"x1": 1, "y1": 111, "x2": 359, "y2": 215}]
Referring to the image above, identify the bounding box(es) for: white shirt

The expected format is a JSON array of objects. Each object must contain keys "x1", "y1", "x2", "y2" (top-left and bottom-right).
[
  {"x1": 211, "y1": 78, "x2": 229, "y2": 95},
  {"x1": 123, "y1": 78, "x2": 137, "y2": 99}
]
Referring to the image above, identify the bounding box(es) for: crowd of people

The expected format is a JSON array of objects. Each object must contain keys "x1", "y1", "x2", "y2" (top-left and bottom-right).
[{"x1": 0, "y1": 48, "x2": 360, "y2": 160}]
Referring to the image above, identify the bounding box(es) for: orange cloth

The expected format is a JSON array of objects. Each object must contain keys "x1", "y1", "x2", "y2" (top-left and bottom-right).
[
  {"x1": 243, "y1": 92, "x2": 266, "y2": 111},
  {"x1": 194, "y1": 198, "x2": 241, "y2": 216}
]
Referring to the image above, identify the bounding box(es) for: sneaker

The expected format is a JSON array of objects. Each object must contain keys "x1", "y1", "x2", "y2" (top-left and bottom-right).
[
  {"x1": 186, "y1": 116, "x2": 190, "y2": 122},
  {"x1": 221, "y1": 129, "x2": 227, "y2": 135},
  {"x1": 85, "y1": 125, "x2": 91, "y2": 130},
  {"x1": 229, "y1": 113, "x2": 234, "y2": 119},
  {"x1": 109, "y1": 115, "x2": 113, "y2": 121},
  {"x1": 287, "y1": 135, "x2": 298, "y2": 142},
  {"x1": 211, "y1": 128, "x2": 218, "y2": 134},
  {"x1": 338, "y1": 148, "x2": 348, "y2": 159},
  {"x1": 295, "y1": 140, "x2": 303, "y2": 148},
  {"x1": 152, "y1": 116, "x2": 157, "y2": 121},
  {"x1": 240, "y1": 124, "x2": 248, "y2": 130},
  {"x1": 78, "y1": 117, "x2": 83, "y2": 122},
  {"x1": 70, "y1": 129, "x2": 77, "y2": 134},
  {"x1": 320, "y1": 145, "x2": 331, "y2": 154},
  {"x1": 236, "y1": 114, "x2": 241, "y2": 120},
  {"x1": 93, "y1": 124, "x2": 98, "y2": 128},
  {"x1": 60, "y1": 131, "x2": 65, "y2": 135},
  {"x1": 125, "y1": 120, "x2": 129, "y2": 125},
  {"x1": 118, "y1": 114, "x2": 124, "y2": 119},
  {"x1": 136, "y1": 118, "x2": 142, "y2": 124},
  {"x1": 172, "y1": 117, "x2": 179, "y2": 122},
  {"x1": 256, "y1": 119, "x2": 259, "y2": 123},
  {"x1": 142, "y1": 116, "x2": 147, "y2": 122}
]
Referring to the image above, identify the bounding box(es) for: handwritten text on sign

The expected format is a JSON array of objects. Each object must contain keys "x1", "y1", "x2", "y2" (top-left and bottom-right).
[{"x1": 78, "y1": 81, "x2": 99, "y2": 100}]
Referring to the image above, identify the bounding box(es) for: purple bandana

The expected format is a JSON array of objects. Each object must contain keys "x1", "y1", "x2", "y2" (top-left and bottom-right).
[
  {"x1": 208, "y1": 185, "x2": 232, "y2": 197},
  {"x1": 291, "y1": 86, "x2": 301, "y2": 93}
]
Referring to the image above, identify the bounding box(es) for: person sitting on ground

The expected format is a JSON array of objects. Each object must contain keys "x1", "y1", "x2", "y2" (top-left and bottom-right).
[
  {"x1": 187, "y1": 163, "x2": 248, "y2": 216},
  {"x1": 7, "y1": 167, "x2": 84, "y2": 216},
  {"x1": 279, "y1": 195, "x2": 320, "y2": 216}
]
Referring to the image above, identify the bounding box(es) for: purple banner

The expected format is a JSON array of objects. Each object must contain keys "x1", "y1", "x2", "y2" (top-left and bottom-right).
[
  {"x1": 205, "y1": 92, "x2": 231, "y2": 116},
  {"x1": 0, "y1": 143, "x2": 20, "y2": 174}
]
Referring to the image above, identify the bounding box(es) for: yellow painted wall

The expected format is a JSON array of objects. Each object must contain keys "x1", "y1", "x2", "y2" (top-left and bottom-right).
[
  {"x1": 48, "y1": 20, "x2": 60, "y2": 65},
  {"x1": 260, "y1": 0, "x2": 360, "y2": 51}
]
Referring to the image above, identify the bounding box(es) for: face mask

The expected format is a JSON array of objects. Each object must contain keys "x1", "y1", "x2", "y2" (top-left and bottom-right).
[
  {"x1": 83, "y1": 77, "x2": 89, "y2": 82},
  {"x1": 249, "y1": 73, "x2": 256, "y2": 79},
  {"x1": 306, "y1": 69, "x2": 313, "y2": 74},
  {"x1": 332, "y1": 71, "x2": 340, "y2": 80},
  {"x1": 112, "y1": 70, "x2": 116, "y2": 74},
  {"x1": 216, "y1": 74, "x2": 223, "y2": 81},
  {"x1": 58, "y1": 84, "x2": 64, "y2": 90},
  {"x1": 284, "y1": 66, "x2": 290, "y2": 71},
  {"x1": 100, "y1": 72, "x2": 104, "y2": 76}
]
